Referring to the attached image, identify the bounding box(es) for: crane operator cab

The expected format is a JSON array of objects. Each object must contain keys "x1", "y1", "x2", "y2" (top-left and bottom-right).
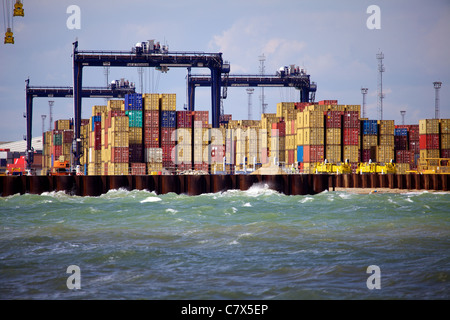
[
  {"x1": 4, "y1": 28, "x2": 14, "y2": 44},
  {"x1": 13, "y1": 0, "x2": 24, "y2": 17}
]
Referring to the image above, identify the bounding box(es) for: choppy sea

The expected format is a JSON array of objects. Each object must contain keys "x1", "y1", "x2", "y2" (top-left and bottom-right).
[{"x1": 1, "y1": 184, "x2": 449, "y2": 300}]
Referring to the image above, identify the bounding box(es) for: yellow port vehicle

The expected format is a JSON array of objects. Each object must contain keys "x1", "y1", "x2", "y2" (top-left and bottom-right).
[
  {"x1": 357, "y1": 160, "x2": 396, "y2": 174},
  {"x1": 314, "y1": 159, "x2": 352, "y2": 174},
  {"x1": 409, "y1": 158, "x2": 450, "y2": 174}
]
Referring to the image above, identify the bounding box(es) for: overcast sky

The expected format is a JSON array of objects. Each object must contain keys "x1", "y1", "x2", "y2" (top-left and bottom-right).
[{"x1": 0, "y1": 0, "x2": 449, "y2": 142}]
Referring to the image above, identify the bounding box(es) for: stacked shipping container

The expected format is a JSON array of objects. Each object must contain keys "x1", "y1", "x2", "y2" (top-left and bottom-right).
[{"x1": 419, "y1": 119, "x2": 440, "y2": 160}]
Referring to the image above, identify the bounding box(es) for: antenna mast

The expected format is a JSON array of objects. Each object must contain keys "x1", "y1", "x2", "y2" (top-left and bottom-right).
[
  {"x1": 376, "y1": 51, "x2": 385, "y2": 120},
  {"x1": 259, "y1": 54, "x2": 267, "y2": 116},
  {"x1": 247, "y1": 88, "x2": 254, "y2": 120},
  {"x1": 361, "y1": 87, "x2": 368, "y2": 119}
]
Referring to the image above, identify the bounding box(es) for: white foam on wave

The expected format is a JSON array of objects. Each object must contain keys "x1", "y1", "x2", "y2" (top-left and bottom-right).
[
  {"x1": 165, "y1": 208, "x2": 178, "y2": 214},
  {"x1": 299, "y1": 196, "x2": 314, "y2": 203},
  {"x1": 140, "y1": 197, "x2": 162, "y2": 203},
  {"x1": 243, "y1": 202, "x2": 252, "y2": 207}
]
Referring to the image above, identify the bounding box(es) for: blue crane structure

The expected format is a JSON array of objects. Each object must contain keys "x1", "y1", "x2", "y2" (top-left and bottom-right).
[
  {"x1": 187, "y1": 67, "x2": 317, "y2": 112},
  {"x1": 72, "y1": 40, "x2": 229, "y2": 166},
  {"x1": 24, "y1": 78, "x2": 136, "y2": 169}
]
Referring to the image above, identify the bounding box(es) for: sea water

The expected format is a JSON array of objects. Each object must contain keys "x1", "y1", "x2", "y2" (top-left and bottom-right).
[{"x1": 0, "y1": 184, "x2": 449, "y2": 300}]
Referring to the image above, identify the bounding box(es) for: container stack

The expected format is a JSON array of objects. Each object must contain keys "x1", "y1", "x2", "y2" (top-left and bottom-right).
[
  {"x1": 271, "y1": 121, "x2": 286, "y2": 164},
  {"x1": 343, "y1": 110, "x2": 360, "y2": 169},
  {"x1": 440, "y1": 119, "x2": 450, "y2": 158},
  {"x1": 88, "y1": 107, "x2": 104, "y2": 175},
  {"x1": 276, "y1": 102, "x2": 296, "y2": 121},
  {"x1": 298, "y1": 108, "x2": 324, "y2": 173},
  {"x1": 143, "y1": 93, "x2": 162, "y2": 173},
  {"x1": 377, "y1": 120, "x2": 395, "y2": 163},
  {"x1": 394, "y1": 127, "x2": 412, "y2": 174},
  {"x1": 193, "y1": 111, "x2": 209, "y2": 171},
  {"x1": 408, "y1": 125, "x2": 420, "y2": 170},
  {"x1": 176, "y1": 110, "x2": 193, "y2": 171},
  {"x1": 361, "y1": 120, "x2": 378, "y2": 162},
  {"x1": 324, "y1": 110, "x2": 342, "y2": 164},
  {"x1": 419, "y1": 119, "x2": 440, "y2": 160},
  {"x1": 285, "y1": 119, "x2": 296, "y2": 165},
  {"x1": 160, "y1": 94, "x2": 177, "y2": 170}
]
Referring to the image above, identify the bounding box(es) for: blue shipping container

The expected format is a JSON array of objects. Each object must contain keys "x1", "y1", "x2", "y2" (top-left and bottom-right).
[
  {"x1": 297, "y1": 146, "x2": 303, "y2": 163},
  {"x1": 362, "y1": 120, "x2": 378, "y2": 135},
  {"x1": 91, "y1": 116, "x2": 101, "y2": 131},
  {"x1": 161, "y1": 111, "x2": 177, "y2": 127},
  {"x1": 394, "y1": 128, "x2": 408, "y2": 136},
  {"x1": 125, "y1": 93, "x2": 143, "y2": 111}
]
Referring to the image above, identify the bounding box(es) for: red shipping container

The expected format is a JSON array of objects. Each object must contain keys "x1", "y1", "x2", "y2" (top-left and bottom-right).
[
  {"x1": 419, "y1": 134, "x2": 439, "y2": 150},
  {"x1": 303, "y1": 145, "x2": 324, "y2": 162},
  {"x1": 193, "y1": 111, "x2": 209, "y2": 127},
  {"x1": 177, "y1": 111, "x2": 194, "y2": 128},
  {"x1": 409, "y1": 141, "x2": 420, "y2": 154},
  {"x1": 161, "y1": 127, "x2": 176, "y2": 144},
  {"x1": 318, "y1": 100, "x2": 338, "y2": 105},
  {"x1": 130, "y1": 163, "x2": 146, "y2": 175},
  {"x1": 396, "y1": 150, "x2": 412, "y2": 164},
  {"x1": 111, "y1": 147, "x2": 129, "y2": 163},
  {"x1": 409, "y1": 125, "x2": 419, "y2": 141},
  {"x1": 144, "y1": 127, "x2": 159, "y2": 147},
  {"x1": 52, "y1": 145, "x2": 62, "y2": 158},
  {"x1": 271, "y1": 122, "x2": 286, "y2": 137},
  {"x1": 63, "y1": 130, "x2": 74, "y2": 144},
  {"x1": 162, "y1": 144, "x2": 175, "y2": 162},
  {"x1": 361, "y1": 149, "x2": 376, "y2": 162},
  {"x1": 144, "y1": 111, "x2": 160, "y2": 127},
  {"x1": 394, "y1": 136, "x2": 408, "y2": 150},
  {"x1": 325, "y1": 111, "x2": 342, "y2": 128},
  {"x1": 129, "y1": 144, "x2": 143, "y2": 163},
  {"x1": 294, "y1": 102, "x2": 312, "y2": 111},
  {"x1": 343, "y1": 128, "x2": 359, "y2": 145},
  {"x1": 288, "y1": 149, "x2": 295, "y2": 164},
  {"x1": 441, "y1": 149, "x2": 450, "y2": 158},
  {"x1": 343, "y1": 111, "x2": 359, "y2": 128}
]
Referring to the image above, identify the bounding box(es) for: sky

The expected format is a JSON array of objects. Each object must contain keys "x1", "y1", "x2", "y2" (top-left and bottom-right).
[{"x1": 0, "y1": 0, "x2": 449, "y2": 143}]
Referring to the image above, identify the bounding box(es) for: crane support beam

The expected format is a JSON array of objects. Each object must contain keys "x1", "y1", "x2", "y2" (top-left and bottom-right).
[
  {"x1": 187, "y1": 73, "x2": 317, "y2": 111},
  {"x1": 72, "y1": 41, "x2": 226, "y2": 165},
  {"x1": 24, "y1": 79, "x2": 136, "y2": 170}
]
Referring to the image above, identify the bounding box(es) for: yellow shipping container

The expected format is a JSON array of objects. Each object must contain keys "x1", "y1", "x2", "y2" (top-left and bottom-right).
[
  {"x1": 420, "y1": 149, "x2": 440, "y2": 160},
  {"x1": 419, "y1": 119, "x2": 439, "y2": 135},
  {"x1": 376, "y1": 145, "x2": 395, "y2": 163},
  {"x1": 343, "y1": 145, "x2": 359, "y2": 163},
  {"x1": 160, "y1": 93, "x2": 176, "y2": 111},
  {"x1": 378, "y1": 120, "x2": 395, "y2": 135},
  {"x1": 129, "y1": 127, "x2": 143, "y2": 144},
  {"x1": 362, "y1": 135, "x2": 378, "y2": 148},
  {"x1": 440, "y1": 119, "x2": 450, "y2": 134},
  {"x1": 303, "y1": 110, "x2": 324, "y2": 128},
  {"x1": 276, "y1": 102, "x2": 295, "y2": 118},
  {"x1": 111, "y1": 116, "x2": 129, "y2": 132},
  {"x1": 296, "y1": 128, "x2": 304, "y2": 146},
  {"x1": 379, "y1": 134, "x2": 394, "y2": 146},
  {"x1": 303, "y1": 128, "x2": 324, "y2": 145},
  {"x1": 107, "y1": 99, "x2": 124, "y2": 111},
  {"x1": 108, "y1": 163, "x2": 129, "y2": 175},
  {"x1": 325, "y1": 145, "x2": 341, "y2": 163},
  {"x1": 441, "y1": 133, "x2": 450, "y2": 149},
  {"x1": 92, "y1": 105, "x2": 107, "y2": 116},
  {"x1": 143, "y1": 93, "x2": 160, "y2": 111},
  {"x1": 344, "y1": 105, "x2": 361, "y2": 112},
  {"x1": 326, "y1": 128, "x2": 341, "y2": 145},
  {"x1": 108, "y1": 130, "x2": 129, "y2": 147},
  {"x1": 56, "y1": 119, "x2": 71, "y2": 130}
]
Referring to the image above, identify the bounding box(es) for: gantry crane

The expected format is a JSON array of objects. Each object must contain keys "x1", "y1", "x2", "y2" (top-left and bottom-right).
[
  {"x1": 24, "y1": 78, "x2": 136, "y2": 170},
  {"x1": 71, "y1": 40, "x2": 229, "y2": 165},
  {"x1": 187, "y1": 66, "x2": 317, "y2": 114}
]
